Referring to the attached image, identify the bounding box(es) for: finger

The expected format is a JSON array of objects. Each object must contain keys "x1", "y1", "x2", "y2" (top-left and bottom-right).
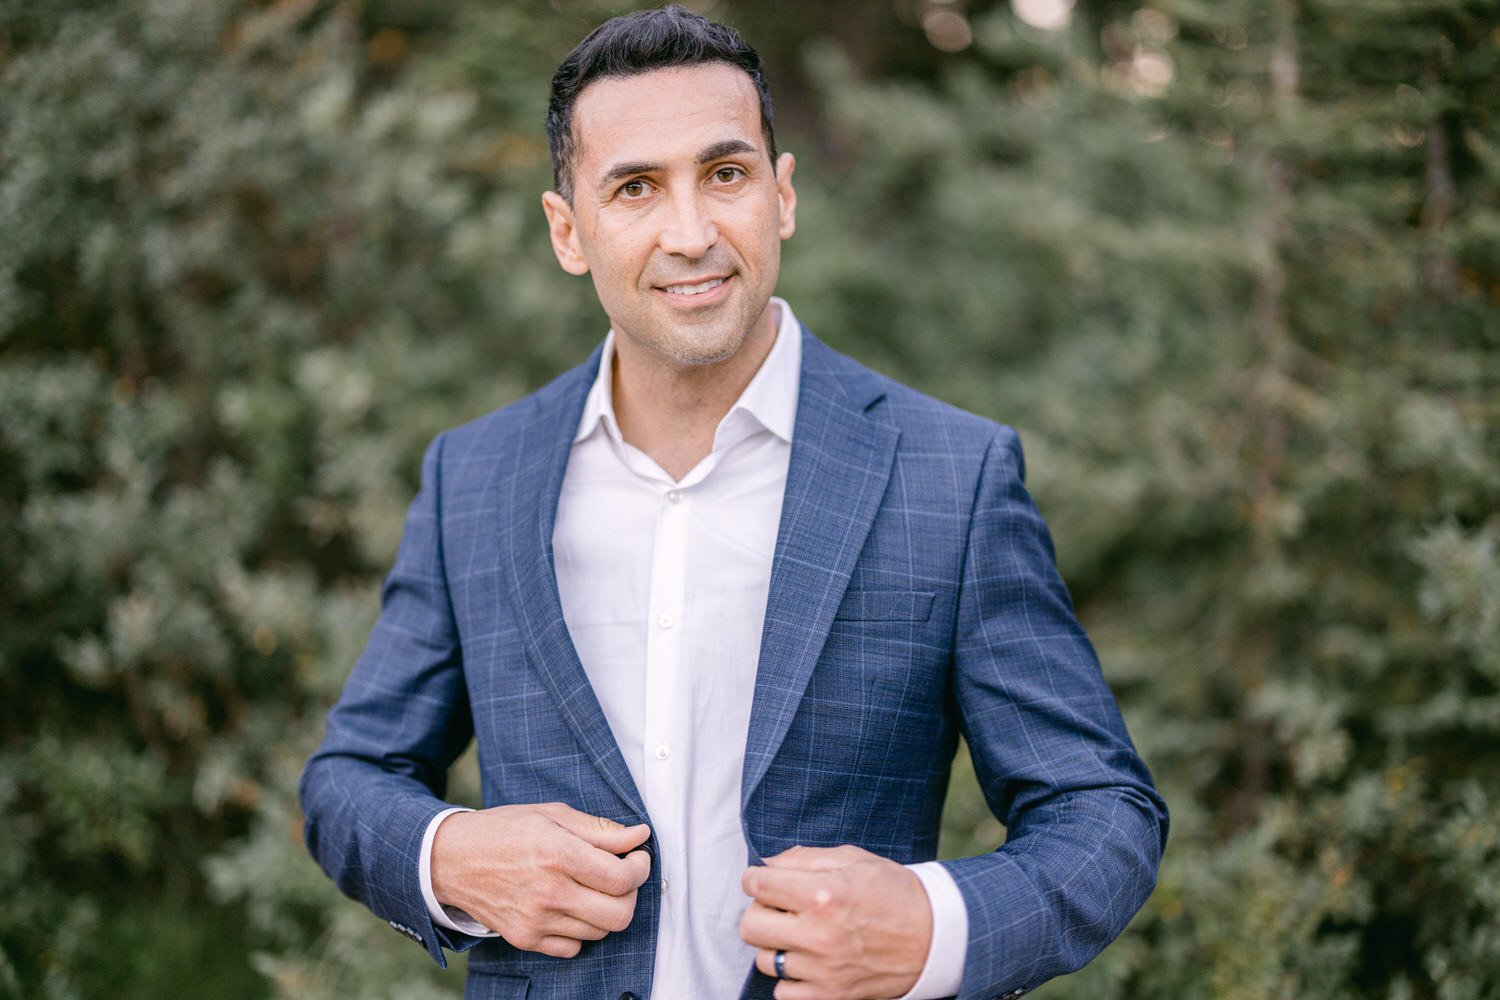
[
  {"x1": 738, "y1": 899, "x2": 801, "y2": 951},
  {"x1": 554, "y1": 882, "x2": 641, "y2": 935},
  {"x1": 742, "y1": 864, "x2": 838, "y2": 913},
  {"x1": 763, "y1": 843, "x2": 861, "y2": 872},
  {"x1": 754, "y1": 947, "x2": 805, "y2": 982},
  {"x1": 534, "y1": 910, "x2": 613, "y2": 942},
  {"x1": 480, "y1": 875, "x2": 628, "y2": 945},
  {"x1": 566, "y1": 841, "x2": 651, "y2": 896},
  {"x1": 547, "y1": 805, "x2": 651, "y2": 856},
  {"x1": 534, "y1": 935, "x2": 583, "y2": 959},
  {"x1": 621, "y1": 847, "x2": 651, "y2": 886},
  {"x1": 772, "y1": 977, "x2": 824, "y2": 1000}
]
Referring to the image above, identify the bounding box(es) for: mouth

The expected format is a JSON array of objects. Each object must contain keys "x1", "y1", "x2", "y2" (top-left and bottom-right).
[{"x1": 656, "y1": 275, "x2": 730, "y2": 299}]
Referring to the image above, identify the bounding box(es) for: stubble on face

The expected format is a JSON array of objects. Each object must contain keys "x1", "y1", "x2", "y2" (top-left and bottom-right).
[{"x1": 632, "y1": 248, "x2": 762, "y2": 368}]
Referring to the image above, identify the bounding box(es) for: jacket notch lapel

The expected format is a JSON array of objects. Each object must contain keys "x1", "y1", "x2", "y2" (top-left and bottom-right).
[
  {"x1": 740, "y1": 333, "x2": 900, "y2": 824},
  {"x1": 494, "y1": 352, "x2": 649, "y2": 819}
]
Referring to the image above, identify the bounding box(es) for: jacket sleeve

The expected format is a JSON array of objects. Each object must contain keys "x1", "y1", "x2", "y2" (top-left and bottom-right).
[
  {"x1": 941, "y1": 427, "x2": 1169, "y2": 1000},
  {"x1": 298, "y1": 431, "x2": 484, "y2": 967}
]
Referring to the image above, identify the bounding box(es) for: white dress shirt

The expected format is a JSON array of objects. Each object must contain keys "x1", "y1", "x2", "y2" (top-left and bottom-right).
[{"x1": 419, "y1": 299, "x2": 966, "y2": 998}]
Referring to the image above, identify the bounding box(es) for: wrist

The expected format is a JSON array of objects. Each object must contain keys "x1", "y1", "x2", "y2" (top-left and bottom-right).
[
  {"x1": 429, "y1": 808, "x2": 477, "y2": 907},
  {"x1": 897, "y1": 861, "x2": 968, "y2": 1000}
]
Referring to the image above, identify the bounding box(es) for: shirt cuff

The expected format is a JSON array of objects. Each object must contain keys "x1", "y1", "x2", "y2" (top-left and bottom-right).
[
  {"x1": 420, "y1": 807, "x2": 501, "y2": 937},
  {"x1": 896, "y1": 861, "x2": 968, "y2": 1000}
]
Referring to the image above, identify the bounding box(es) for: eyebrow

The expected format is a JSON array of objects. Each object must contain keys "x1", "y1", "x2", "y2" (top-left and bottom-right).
[
  {"x1": 697, "y1": 139, "x2": 758, "y2": 164},
  {"x1": 595, "y1": 139, "x2": 762, "y2": 192}
]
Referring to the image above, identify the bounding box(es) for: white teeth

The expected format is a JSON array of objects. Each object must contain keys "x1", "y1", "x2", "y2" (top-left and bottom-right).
[{"x1": 662, "y1": 277, "x2": 725, "y2": 296}]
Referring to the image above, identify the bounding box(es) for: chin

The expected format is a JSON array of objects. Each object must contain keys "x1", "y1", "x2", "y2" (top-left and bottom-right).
[
  {"x1": 663, "y1": 338, "x2": 745, "y2": 367},
  {"x1": 653, "y1": 321, "x2": 754, "y2": 367}
]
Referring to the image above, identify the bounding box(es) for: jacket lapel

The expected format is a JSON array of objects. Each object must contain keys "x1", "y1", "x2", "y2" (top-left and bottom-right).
[
  {"x1": 490, "y1": 330, "x2": 899, "y2": 829},
  {"x1": 494, "y1": 346, "x2": 649, "y2": 820},
  {"x1": 740, "y1": 330, "x2": 900, "y2": 827}
]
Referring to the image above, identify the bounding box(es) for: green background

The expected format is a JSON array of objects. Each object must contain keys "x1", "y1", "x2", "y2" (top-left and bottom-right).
[{"x1": 3, "y1": 0, "x2": 1498, "y2": 996}]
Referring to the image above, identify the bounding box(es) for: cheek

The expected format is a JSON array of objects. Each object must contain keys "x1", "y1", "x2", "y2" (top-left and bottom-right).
[
  {"x1": 740, "y1": 201, "x2": 787, "y2": 258},
  {"x1": 586, "y1": 228, "x2": 654, "y2": 284}
]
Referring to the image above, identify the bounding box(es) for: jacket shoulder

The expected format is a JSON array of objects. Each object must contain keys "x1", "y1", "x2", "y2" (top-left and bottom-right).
[
  {"x1": 802, "y1": 328, "x2": 1020, "y2": 460},
  {"x1": 433, "y1": 345, "x2": 600, "y2": 465}
]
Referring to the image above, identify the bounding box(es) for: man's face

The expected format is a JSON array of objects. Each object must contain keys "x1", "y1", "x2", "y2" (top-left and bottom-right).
[{"x1": 542, "y1": 63, "x2": 797, "y2": 372}]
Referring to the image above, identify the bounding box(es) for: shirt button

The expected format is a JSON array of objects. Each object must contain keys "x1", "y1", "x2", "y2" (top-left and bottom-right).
[
  {"x1": 653, "y1": 743, "x2": 670, "y2": 760},
  {"x1": 657, "y1": 611, "x2": 675, "y2": 629},
  {"x1": 662, "y1": 877, "x2": 670, "y2": 893},
  {"x1": 666, "y1": 490, "x2": 682, "y2": 504}
]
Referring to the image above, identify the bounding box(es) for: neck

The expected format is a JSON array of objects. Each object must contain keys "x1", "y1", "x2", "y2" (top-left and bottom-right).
[{"x1": 612, "y1": 304, "x2": 779, "y2": 481}]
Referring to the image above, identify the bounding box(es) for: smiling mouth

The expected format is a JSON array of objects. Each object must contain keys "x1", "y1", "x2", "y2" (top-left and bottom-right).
[{"x1": 659, "y1": 276, "x2": 727, "y2": 297}]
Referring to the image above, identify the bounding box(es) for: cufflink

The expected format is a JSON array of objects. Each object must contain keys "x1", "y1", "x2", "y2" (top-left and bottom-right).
[{"x1": 997, "y1": 988, "x2": 1028, "y2": 1000}]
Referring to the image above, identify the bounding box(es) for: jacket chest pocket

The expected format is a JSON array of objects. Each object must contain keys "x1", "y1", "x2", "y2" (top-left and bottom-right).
[
  {"x1": 824, "y1": 589, "x2": 946, "y2": 715},
  {"x1": 834, "y1": 589, "x2": 935, "y2": 623}
]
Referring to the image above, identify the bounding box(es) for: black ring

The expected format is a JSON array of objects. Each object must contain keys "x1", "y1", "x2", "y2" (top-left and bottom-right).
[{"x1": 773, "y1": 949, "x2": 787, "y2": 979}]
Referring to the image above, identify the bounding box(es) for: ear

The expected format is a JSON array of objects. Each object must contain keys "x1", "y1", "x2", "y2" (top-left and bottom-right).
[
  {"x1": 541, "y1": 190, "x2": 589, "y2": 275},
  {"x1": 773, "y1": 152, "x2": 797, "y2": 240}
]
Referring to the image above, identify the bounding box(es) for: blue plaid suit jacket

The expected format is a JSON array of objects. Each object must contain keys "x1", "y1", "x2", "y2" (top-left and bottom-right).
[{"x1": 300, "y1": 328, "x2": 1168, "y2": 1000}]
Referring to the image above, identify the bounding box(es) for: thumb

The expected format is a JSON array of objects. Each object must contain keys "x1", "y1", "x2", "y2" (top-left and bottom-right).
[{"x1": 551, "y1": 807, "x2": 651, "y2": 854}]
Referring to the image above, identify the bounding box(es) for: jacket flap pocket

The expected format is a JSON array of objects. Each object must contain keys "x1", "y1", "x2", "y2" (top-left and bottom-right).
[{"x1": 464, "y1": 973, "x2": 530, "y2": 1000}]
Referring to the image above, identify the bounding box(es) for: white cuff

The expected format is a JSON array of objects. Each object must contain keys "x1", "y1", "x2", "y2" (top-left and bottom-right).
[
  {"x1": 895, "y1": 861, "x2": 968, "y2": 1000},
  {"x1": 420, "y1": 807, "x2": 500, "y2": 937}
]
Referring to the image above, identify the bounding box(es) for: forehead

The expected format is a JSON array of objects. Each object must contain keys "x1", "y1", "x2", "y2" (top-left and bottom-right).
[{"x1": 571, "y1": 63, "x2": 764, "y2": 172}]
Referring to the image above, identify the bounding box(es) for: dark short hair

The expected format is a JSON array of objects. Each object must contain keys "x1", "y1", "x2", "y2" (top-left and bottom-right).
[{"x1": 546, "y1": 5, "x2": 777, "y2": 202}]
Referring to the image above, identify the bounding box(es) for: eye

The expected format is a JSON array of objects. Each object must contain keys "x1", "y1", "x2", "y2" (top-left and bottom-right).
[
  {"x1": 712, "y1": 166, "x2": 744, "y2": 184},
  {"x1": 619, "y1": 179, "x2": 649, "y2": 198}
]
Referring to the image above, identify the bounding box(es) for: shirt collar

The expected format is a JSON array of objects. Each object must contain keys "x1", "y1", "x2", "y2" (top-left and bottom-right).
[{"x1": 574, "y1": 296, "x2": 802, "y2": 448}]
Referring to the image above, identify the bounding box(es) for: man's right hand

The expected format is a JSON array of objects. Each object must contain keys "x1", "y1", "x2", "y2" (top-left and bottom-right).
[{"x1": 429, "y1": 802, "x2": 652, "y2": 958}]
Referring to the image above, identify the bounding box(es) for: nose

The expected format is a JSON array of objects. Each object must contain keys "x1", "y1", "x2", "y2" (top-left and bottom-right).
[{"x1": 657, "y1": 188, "x2": 717, "y2": 258}]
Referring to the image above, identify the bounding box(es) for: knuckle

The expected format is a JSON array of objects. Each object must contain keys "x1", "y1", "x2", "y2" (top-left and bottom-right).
[
  {"x1": 535, "y1": 878, "x2": 567, "y2": 912},
  {"x1": 605, "y1": 902, "x2": 634, "y2": 933},
  {"x1": 535, "y1": 840, "x2": 567, "y2": 873},
  {"x1": 606, "y1": 867, "x2": 634, "y2": 896}
]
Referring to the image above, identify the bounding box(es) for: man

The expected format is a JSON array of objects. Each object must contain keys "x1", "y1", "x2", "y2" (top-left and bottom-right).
[{"x1": 299, "y1": 8, "x2": 1167, "y2": 1000}]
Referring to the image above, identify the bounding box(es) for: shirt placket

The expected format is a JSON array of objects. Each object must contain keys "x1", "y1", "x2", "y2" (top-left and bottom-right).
[{"x1": 642, "y1": 483, "x2": 691, "y2": 963}]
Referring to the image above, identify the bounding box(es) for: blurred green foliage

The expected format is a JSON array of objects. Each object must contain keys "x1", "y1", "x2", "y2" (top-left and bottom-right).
[{"x1": 2, "y1": 0, "x2": 1497, "y2": 997}]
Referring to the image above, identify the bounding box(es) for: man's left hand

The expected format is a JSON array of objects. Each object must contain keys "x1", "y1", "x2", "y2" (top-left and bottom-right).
[{"x1": 739, "y1": 844, "x2": 932, "y2": 1000}]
